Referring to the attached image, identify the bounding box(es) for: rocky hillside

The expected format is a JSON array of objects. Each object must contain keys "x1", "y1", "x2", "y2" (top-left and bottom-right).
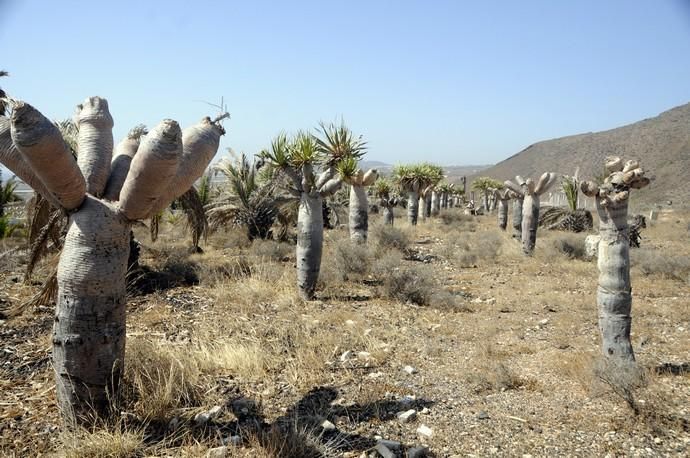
[{"x1": 477, "y1": 102, "x2": 690, "y2": 206}]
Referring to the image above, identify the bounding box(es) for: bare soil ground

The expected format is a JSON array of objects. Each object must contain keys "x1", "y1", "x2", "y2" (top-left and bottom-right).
[{"x1": 1, "y1": 208, "x2": 688, "y2": 457}]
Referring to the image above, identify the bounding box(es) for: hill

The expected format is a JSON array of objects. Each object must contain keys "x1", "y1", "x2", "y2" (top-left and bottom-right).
[{"x1": 476, "y1": 102, "x2": 690, "y2": 206}]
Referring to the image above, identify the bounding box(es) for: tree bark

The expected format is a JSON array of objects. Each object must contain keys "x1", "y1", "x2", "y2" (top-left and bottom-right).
[
  {"x1": 296, "y1": 193, "x2": 323, "y2": 300},
  {"x1": 497, "y1": 198, "x2": 508, "y2": 230},
  {"x1": 424, "y1": 193, "x2": 432, "y2": 218},
  {"x1": 53, "y1": 196, "x2": 131, "y2": 423},
  {"x1": 595, "y1": 197, "x2": 635, "y2": 361},
  {"x1": 382, "y1": 205, "x2": 394, "y2": 225},
  {"x1": 512, "y1": 196, "x2": 523, "y2": 239},
  {"x1": 521, "y1": 194, "x2": 539, "y2": 255},
  {"x1": 407, "y1": 190, "x2": 419, "y2": 225},
  {"x1": 431, "y1": 191, "x2": 440, "y2": 216},
  {"x1": 349, "y1": 184, "x2": 368, "y2": 243}
]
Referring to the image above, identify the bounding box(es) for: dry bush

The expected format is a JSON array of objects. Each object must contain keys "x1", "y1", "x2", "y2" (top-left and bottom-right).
[
  {"x1": 371, "y1": 223, "x2": 410, "y2": 254},
  {"x1": 467, "y1": 342, "x2": 532, "y2": 393},
  {"x1": 331, "y1": 238, "x2": 372, "y2": 281},
  {"x1": 593, "y1": 357, "x2": 647, "y2": 415},
  {"x1": 550, "y1": 234, "x2": 588, "y2": 260},
  {"x1": 248, "y1": 239, "x2": 293, "y2": 262},
  {"x1": 439, "y1": 209, "x2": 475, "y2": 230},
  {"x1": 446, "y1": 231, "x2": 502, "y2": 267},
  {"x1": 631, "y1": 247, "x2": 690, "y2": 283},
  {"x1": 377, "y1": 262, "x2": 435, "y2": 306},
  {"x1": 61, "y1": 427, "x2": 145, "y2": 458}
]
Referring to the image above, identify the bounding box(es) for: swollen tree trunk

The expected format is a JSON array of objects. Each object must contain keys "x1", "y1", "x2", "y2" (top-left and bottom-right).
[
  {"x1": 53, "y1": 196, "x2": 131, "y2": 421},
  {"x1": 595, "y1": 197, "x2": 634, "y2": 360},
  {"x1": 512, "y1": 196, "x2": 523, "y2": 239},
  {"x1": 382, "y1": 205, "x2": 394, "y2": 225},
  {"x1": 4, "y1": 98, "x2": 223, "y2": 426},
  {"x1": 431, "y1": 191, "x2": 440, "y2": 216},
  {"x1": 297, "y1": 193, "x2": 324, "y2": 300},
  {"x1": 521, "y1": 194, "x2": 539, "y2": 255},
  {"x1": 497, "y1": 197, "x2": 509, "y2": 230},
  {"x1": 424, "y1": 193, "x2": 432, "y2": 218},
  {"x1": 349, "y1": 184, "x2": 368, "y2": 243},
  {"x1": 407, "y1": 190, "x2": 419, "y2": 225},
  {"x1": 581, "y1": 157, "x2": 650, "y2": 362}
]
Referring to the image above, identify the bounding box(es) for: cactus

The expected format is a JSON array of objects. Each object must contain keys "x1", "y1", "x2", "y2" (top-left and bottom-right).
[
  {"x1": 505, "y1": 172, "x2": 557, "y2": 255},
  {"x1": 580, "y1": 157, "x2": 650, "y2": 362}
]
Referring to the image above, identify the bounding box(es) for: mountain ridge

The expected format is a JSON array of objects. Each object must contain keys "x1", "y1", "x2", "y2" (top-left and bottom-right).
[{"x1": 475, "y1": 102, "x2": 690, "y2": 205}]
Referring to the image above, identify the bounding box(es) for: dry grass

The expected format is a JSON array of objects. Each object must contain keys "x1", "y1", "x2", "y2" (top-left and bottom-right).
[
  {"x1": 60, "y1": 426, "x2": 145, "y2": 458},
  {"x1": 2, "y1": 209, "x2": 688, "y2": 457}
]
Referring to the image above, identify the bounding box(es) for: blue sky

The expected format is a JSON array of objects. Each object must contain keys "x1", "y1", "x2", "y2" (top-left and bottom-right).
[{"x1": 1, "y1": 0, "x2": 689, "y2": 166}]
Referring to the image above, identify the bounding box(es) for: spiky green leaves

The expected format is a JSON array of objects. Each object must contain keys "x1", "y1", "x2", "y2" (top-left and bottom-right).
[
  {"x1": 392, "y1": 163, "x2": 444, "y2": 192},
  {"x1": 315, "y1": 120, "x2": 367, "y2": 167},
  {"x1": 471, "y1": 176, "x2": 504, "y2": 193}
]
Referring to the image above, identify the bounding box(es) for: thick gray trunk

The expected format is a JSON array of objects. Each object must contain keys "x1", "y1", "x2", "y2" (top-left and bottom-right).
[
  {"x1": 407, "y1": 191, "x2": 419, "y2": 225},
  {"x1": 296, "y1": 193, "x2": 323, "y2": 300},
  {"x1": 53, "y1": 196, "x2": 131, "y2": 423},
  {"x1": 596, "y1": 198, "x2": 635, "y2": 361},
  {"x1": 382, "y1": 205, "x2": 394, "y2": 225},
  {"x1": 431, "y1": 191, "x2": 440, "y2": 216},
  {"x1": 497, "y1": 199, "x2": 508, "y2": 230},
  {"x1": 521, "y1": 195, "x2": 539, "y2": 255},
  {"x1": 425, "y1": 194, "x2": 432, "y2": 218},
  {"x1": 349, "y1": 185, "x2": 368, "y2": 243},
  {"x1": 512, "y1": 197, "x2": 523, "y2": 239},
  {"x1": 483, "y1": 193, "x2": 489, "y2": 212}
]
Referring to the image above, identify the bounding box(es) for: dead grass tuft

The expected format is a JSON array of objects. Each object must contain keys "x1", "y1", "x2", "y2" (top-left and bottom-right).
[
  {"x1": 446, "y1": 231, "x2": 503, "y2": 267},
  {"x1": 61, "y1": 426, "x2": 145, "y2": 458},
  {"x1": 122, "y1": 337, "x2": 267, "y2": 421},
  {"x1": 371, "y1": 224, "x2": 411, "y2": 254},
  {"x1": 631, "y1": 247, "x2": 690, "y2": 283}
]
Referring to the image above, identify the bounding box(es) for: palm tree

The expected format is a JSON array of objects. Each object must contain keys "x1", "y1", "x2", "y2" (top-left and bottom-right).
[
  {"x1": 207, "y1": 151, "x2": 285, "y2": 240},
  {"x1": 471, "y1": 177, "x2": 503, "y2": 213},
  {"x1": 374, "y1": 178, "x2": 399, "y2": 225},
  {"x1": 261, "y1": 129, "x2": 359, "y2": 299},
  {"x1": 315, "y1": 122, "x2": 373, "y2": 243},
  {"x1": 0, "y1": 171, "x2": 21, "y2": 216},
  {"x1": 392, "y1": 163, "x2": 441, "y2": 225},
  {"x1": 1, "y1": 96, "x2": 226, "y2": 425}
]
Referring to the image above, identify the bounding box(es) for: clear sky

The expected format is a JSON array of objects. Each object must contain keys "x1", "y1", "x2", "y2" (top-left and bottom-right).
[{"x1": 1, "y1": 0, "x2": 689, "y2": 166}]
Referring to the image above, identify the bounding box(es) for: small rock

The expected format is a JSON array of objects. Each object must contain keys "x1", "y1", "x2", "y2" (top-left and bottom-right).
[
  {"x1": 416, "y1": 424, "x2": 433, "y2": 438},
  {"x1": 377, "y1": 439, "x2": 402, "y2": 450},
  {"x1": 357, "y1": 351, "x2": 371, "y2": 359},
  {"x1": 194, "y1": 407, "x2": 222, "y2": 426},
  {"x1": 538, "y1": 318, "x2": 549, "y2": 326},
  {"x1": 368, "y1": 371, "x2": 384, "y2": 379},
  {"x1": 222, "y1": 435, "x2": 241, "y2": 446},
  {"x1": 407, "y1": 446, "x2": 429, "y2": 458},
  {"x1": 375, "y1": 442, "x2": 397, "y2": 458},
  {"x1": 398, "y1": 409, "x2": 417, "y2": 423},
  {"x1": 654, "y1": 437, "x2": 662, "y2": 444},
  {"x1": 403, "y1": 365, "x2": 417, "y2": 375},
  {"x1": 477, "y1": 410, "x2": 490, "y2": 420},
  {"x1": 340, "y1": 350, "x2": 353, "y2": 362},
  {"x1": 400, "y1": 395, "x2": 416, "y2": 407},
  {"x1": 420, "y1": 407, "x2": 430, "y2": 414},
  {"x1": 345, "y1": 319, "x2": 356, "y2": 326},
  {"x1": 321, "y1": 420, "x2": 336, "y2": 431},
  {"x1": 206, "y1": 446, "x2": 228, "y2": 458}
]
